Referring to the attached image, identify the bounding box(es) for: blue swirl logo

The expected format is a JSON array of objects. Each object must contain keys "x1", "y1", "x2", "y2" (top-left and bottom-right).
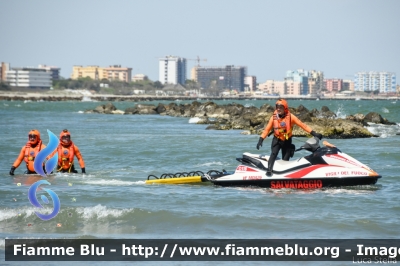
[
  {"x1": 29, "y1": 130, "x2": 60, "y2": 220},
  {"x1": 34, "y1": 129, "x2": 58, "y2": 177},
  {"x1": 28, "y1": 180, "x2": 60, "y2": 220}
]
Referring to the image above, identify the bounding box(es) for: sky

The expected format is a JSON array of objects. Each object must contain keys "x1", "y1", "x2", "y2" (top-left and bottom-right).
[{"x1": 1, "y1": 0, "x2": 399, "y2": 83}]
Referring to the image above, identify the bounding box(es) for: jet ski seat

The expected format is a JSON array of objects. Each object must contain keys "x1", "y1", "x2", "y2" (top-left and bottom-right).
[{"x1": 272, "y1": 158, "x2": 311, "y2": 173}]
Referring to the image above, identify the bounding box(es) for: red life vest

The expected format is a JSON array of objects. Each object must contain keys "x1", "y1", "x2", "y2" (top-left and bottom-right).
[{"x1": 273, "y1": 111, "x2": 292, "y2": 141}]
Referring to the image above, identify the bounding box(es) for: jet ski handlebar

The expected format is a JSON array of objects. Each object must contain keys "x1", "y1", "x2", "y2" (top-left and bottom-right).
[{"x1": 295, "y1": 137, "x2": 321, "y2": 153}]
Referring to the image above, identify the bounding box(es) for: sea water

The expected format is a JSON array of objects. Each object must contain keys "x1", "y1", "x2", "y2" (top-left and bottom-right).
[{"x1": 0, "y1": 99, "x2": 399, "y2": 265}]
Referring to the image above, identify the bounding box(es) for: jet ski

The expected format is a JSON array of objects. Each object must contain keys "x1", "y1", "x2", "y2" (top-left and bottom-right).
[{"x1": 206, "y1": 137, "x2": 382, "y2": 189}]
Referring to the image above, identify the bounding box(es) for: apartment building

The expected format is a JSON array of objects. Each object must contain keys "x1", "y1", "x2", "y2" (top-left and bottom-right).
[
  {"x1": 284, "y1": 69, "x2": 309, "y2": 95},
  {"x1": 258, "y1": 80, "x2": 282, "y2": 95},
  {"x1": 71, "y1": 65, "x2": 132, "y2": 82},
  {"x1": 282, "y1": 69, "x2": 325, "y2": 95},
  {"x1": 324, "y1": 79, "x2": 343, "y2": 92},
  {"x1": 354, "y1": 71, "x2": 396, "y2": 93},
  {"x1": 192, "y1": 65, "x2": 247, "y2": 91},
  {"x1": 244, "y1": 75, "x2": 257, "y2": 93},
  {"x1": 308, "y1": 70, "x2": 324, "y2": 95},
  {"x1": 258, "y1": 80, "x2": 302, "y2": 96},
  {"x1": 158, "y1": 56, "x2": 186, "y2": 85},
  {"x1": 105, "y1": 65, "x2": 132, "y2": 82},
  {"x1": 132, "y1": 74, "x2": 148, "y2": 82},
  {"x1": 1, "y1": 62, "x2": 10, "y2": 81},
  {"x1": 6, "y1": 68, "x2": 52, "y2": 88},
  {"x1": 71, "y1": 66, "x2": 103, "y2": 80},
  {"x1": 38, "y1": 64, "x2": 61, "y2": 80},
  {"x1": 285, "y1": 80, "x2": 303, "y2": 95},
  {"x1": 343, "y1": 80, "x2": 354, "y2": 91}
]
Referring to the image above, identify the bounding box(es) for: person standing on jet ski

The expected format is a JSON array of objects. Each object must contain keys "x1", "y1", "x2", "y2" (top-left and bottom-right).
[{"x1": 256, "y1": 99, "x2": 322, "y2": 176}]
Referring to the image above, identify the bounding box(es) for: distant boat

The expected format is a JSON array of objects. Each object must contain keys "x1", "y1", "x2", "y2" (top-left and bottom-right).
[{"x1": 355, "y1": 97, "x2": 361, "y2": 101}]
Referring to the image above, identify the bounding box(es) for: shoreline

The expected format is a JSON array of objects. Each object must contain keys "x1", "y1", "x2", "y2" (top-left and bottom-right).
[{"x1": 0, "y1": 90, "x2": 398, "y2": 101}]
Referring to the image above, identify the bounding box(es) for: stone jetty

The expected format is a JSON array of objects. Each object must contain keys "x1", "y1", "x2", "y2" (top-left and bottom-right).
[{"x1": 85, "y1": 101, "x2": 397, "y2": 139}]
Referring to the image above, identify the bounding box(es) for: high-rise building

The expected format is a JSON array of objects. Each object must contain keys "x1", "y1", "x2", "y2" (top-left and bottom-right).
[
  {"x1": 354, "y1": 71, "x2": 396, "y2": 93},
  {"x1": 158, "y1": 56, "x2": 187, "y2": 85},
  {"x1": 192, "y1": 65, "x2": 247, "y2": 91}
]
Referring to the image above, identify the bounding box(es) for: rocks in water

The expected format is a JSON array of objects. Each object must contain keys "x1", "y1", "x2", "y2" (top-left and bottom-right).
[
  {"x1": 85, "y1": 101, "x2": 396, "y2": 138},
  {"x1": 124, "y1": 104, "x2": 157, "y2": 114},
  {"x1": 85, "y1": 103, "x2": 119, "y2": 114},
  {"x1": 363, "y1": 112, "x2": 397, "y2": 125}
]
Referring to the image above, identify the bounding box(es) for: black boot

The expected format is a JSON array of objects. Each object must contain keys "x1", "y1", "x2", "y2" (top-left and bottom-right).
[{"x1": 267, "y1": 158, "x2": 274, "y2": 177}]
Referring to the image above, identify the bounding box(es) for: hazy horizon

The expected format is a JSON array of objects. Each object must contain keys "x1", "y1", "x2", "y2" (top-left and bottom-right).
[{"x1": 1, "y1": 0, "x2": 399, "y2": 83}]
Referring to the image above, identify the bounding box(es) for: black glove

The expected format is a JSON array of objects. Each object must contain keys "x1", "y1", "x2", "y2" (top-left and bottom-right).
[
  {"x1": 311, "y1": 130, "x2": 323, "y2": 140},
  {"x1": 256, "y1": 137, "x2": 264, "y2": 150},
  {"x1": 81, "y1": 167, "x2": 86, "y2": 174},
  {"x1": 9, "y1": 166, "x2": 16, "y2": 176}
]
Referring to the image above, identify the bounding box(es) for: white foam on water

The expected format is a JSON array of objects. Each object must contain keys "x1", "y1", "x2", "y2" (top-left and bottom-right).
[
  {"x1": 196, "y1": 161, "x2": 225, "y2": 167},
  {"x1": 76, "y1": 204, "x2": 132, "y2": 220},
  {"x1": 83, "y1": 179, "x2": 141, "y2": 186},
  {"x1": 65, "y1": 89, "x2": 92, "y2": 96},
  {"x1": 81, "y1": 96, "x2": 97, "y2": 102},
  {"x1": 321, "y1": 187, "x2": 378, "y2": 195},
  {"x1": 188, "y1": 117, "x2": 201, "y2": 123},
  {"x1": 0, "y1": 207, "x2": 40, "y2": 222},
  {"x1": 366, "y1": 123, "x2": 400, "y2": 138},
  {"x1": 334, "y1": 104, "x2": 347, "y2": 119}
]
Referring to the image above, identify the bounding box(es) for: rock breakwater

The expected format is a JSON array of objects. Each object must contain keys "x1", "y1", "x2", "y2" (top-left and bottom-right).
[{"x1": 85, "y1": 101, "x2": 397, "y2": 139}]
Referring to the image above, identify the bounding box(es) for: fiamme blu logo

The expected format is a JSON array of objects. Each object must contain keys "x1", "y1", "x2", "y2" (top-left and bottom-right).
[{"x1": 28, "y1": 129, "x2": 60, "y2": 221}]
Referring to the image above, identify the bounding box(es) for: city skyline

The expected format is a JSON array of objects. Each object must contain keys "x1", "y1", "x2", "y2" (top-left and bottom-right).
[{"x1": 1, "y1": 0, "x2": 399, "y2": 83}]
